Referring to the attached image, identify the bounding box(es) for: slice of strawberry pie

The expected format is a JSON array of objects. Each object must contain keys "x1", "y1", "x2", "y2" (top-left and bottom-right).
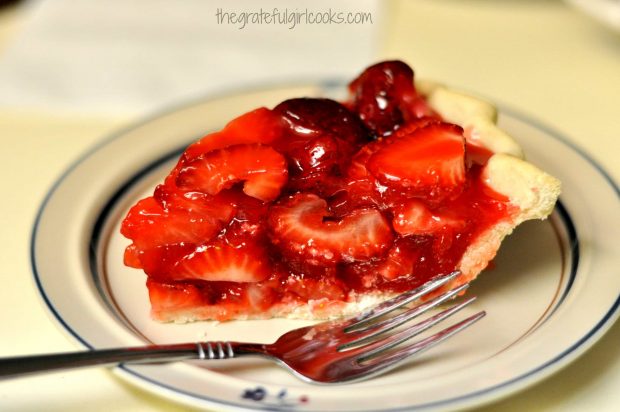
[{"x1": 121, "y1": 61, "x2": 561, "y2": 322}]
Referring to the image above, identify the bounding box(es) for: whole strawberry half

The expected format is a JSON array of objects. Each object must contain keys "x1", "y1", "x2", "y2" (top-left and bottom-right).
[{"x1": 347, "y1": 60, "x2": 435, "y2": 136}]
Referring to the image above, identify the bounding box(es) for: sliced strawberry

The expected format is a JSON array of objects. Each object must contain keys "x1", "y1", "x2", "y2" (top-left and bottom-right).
[
  {"x1": 120, "y1": 197, "x2": 230, "y2": 250},
  {"x1": 392, "y1": 199, "x2": 466, "y2": 236},
  {"x1": 167, "y1": 240, "x2": 271, "y2": 283},
  {"x1": 268, "y1": 193, "x2": 393, "y2": 266},
  {"x1": 176, "y1": 144, "x2": 288, "y2": 202},
  {"x1": 341, "y1": 120, "x2": 455, "y2": 213},
  {"x1": 148, "y1": 279, "x2": 263, "y2": 321},
  {"x1": 139, "y1": 243, "x2": 196, "y2": 278},
  {"x1": 153, "y1": 184, "x2": 236, "y2": 219},
  {"x1": 182, "y1": 107, "x2": 284, "y2": 161},
  {"x1": 368, "y1": 123, "x2": 466, "y2": 202},
  {"x1": 123, "y1": 243, "x2": 143, "y2": 268},
  {"x1": 147, "y1": 280, "x2": 207, "y2": 315}
]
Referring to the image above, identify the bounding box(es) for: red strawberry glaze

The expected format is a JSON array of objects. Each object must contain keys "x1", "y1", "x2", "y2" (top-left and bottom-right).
[{"x1": 121, "y1": 61, "x2": 516, "y2": 321}]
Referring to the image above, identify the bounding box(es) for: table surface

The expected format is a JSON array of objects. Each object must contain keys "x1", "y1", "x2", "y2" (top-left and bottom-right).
[{"x1": 1, "y1": 1, "x2": 619, "y2": 411}]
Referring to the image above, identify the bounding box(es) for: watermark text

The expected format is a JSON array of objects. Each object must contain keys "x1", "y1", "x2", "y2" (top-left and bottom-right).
[{"x1": 215, "y1": 8, "x2": 374, "y2": 30}]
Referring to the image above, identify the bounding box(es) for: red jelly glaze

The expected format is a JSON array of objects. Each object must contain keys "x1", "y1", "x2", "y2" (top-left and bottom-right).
[{"x1": 121, "y1": 61, "x2": 515, "y2": 320}]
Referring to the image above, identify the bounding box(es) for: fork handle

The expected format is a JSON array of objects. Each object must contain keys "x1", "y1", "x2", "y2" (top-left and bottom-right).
[{"x1": 0, "y1": 342, "x2": 266, "y2": 379}]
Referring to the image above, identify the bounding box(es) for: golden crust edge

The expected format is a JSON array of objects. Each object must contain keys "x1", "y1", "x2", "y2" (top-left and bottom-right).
[{"x1": 455, "y1": 153, "x2": 561, "y2": 280}]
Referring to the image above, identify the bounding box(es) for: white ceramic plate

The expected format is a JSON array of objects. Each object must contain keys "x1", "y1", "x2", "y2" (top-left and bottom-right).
[{"x1": 32, "y1": 84, "x2": 620, "y2": 411}]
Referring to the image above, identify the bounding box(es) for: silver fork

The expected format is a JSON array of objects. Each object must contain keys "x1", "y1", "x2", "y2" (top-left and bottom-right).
[{"x1": 0, "y1": 271, "x2": 484, "y2": 383}]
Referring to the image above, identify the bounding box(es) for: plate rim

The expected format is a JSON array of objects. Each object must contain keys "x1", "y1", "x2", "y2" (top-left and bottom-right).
[{"x1": 30, "y1": 82, "x2": 620, "y2": 411}]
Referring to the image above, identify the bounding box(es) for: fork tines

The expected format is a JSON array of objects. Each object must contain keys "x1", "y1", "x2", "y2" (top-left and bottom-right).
[
  {"x1": 345, "y1": 270, "x2": 462, "y2": 332},
  {"x1": 335, "y1": 271, "x2": 486, "y2": 381}
]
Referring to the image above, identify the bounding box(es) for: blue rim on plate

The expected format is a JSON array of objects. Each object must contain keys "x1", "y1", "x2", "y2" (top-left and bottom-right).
[{"x1": 30, "y1": 84, "x2": 620, "y2": 411}]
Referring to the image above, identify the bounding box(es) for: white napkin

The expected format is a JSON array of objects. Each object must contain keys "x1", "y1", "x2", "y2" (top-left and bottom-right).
[{"x1": 0, "y1": 0, "x2": 382, "y2": 116}]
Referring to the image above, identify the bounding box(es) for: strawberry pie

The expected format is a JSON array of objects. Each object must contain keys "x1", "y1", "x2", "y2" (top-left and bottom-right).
[{"x1": 121, "y1": 61, "x2": 561, "y2": 322}]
